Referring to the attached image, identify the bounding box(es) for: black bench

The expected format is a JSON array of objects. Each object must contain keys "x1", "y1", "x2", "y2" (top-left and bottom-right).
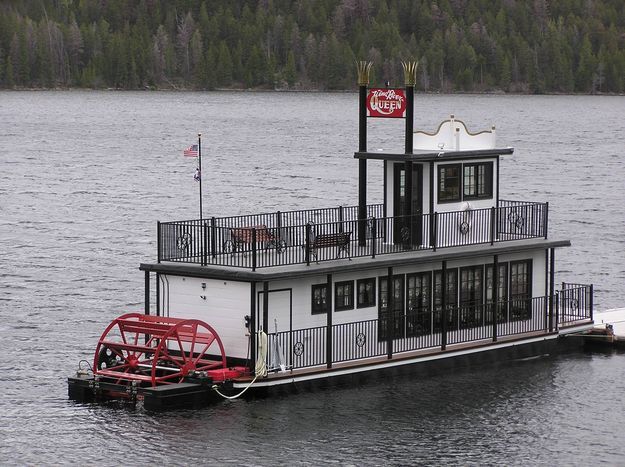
[{"x1": 309, "y1": 231, "x2": 351, "y2": 262}]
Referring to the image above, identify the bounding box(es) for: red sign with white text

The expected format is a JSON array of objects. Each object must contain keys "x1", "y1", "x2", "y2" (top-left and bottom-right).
[{"x1": 366, "y1": 88, "x2": 406, "y2": 118}]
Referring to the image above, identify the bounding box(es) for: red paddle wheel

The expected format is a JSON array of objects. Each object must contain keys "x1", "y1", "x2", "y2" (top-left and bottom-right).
[{"x1": 93, "y1": 313, "x2": 227, "y2": 387}]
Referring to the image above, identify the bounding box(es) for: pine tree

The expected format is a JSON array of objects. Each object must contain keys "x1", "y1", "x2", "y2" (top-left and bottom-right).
[
  {"x1": 5, "y1": 56, "x2": 14, "y2": 87},
  {"x1": 500, "y1": 55, "x2": 511, "y2": 91},
  {"x1": 284, "y1": 50, "x2": 296, "y2": 86},
  {"x1": 576, "y1": 35, "x2": 595, "y2": 92},
  {"x1": 216, "y1": 41, "x2": 232, "y2": 86}
]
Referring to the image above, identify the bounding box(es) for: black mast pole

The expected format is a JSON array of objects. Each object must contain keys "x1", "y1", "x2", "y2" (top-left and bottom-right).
[
  {"x1": 198, "y1": 133, "x2": 203, "y2": 220},
  {"x1": 402, "y1": 61, "x2": 418, "y2": 246},
  {"x1": 357, "y1": 61, "x2": 371, "y2": 247}
]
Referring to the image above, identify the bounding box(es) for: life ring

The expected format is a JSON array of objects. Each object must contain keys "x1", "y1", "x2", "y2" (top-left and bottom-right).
[{"x1": 458, "y1": 202, "x2": 472, "y2": 235}]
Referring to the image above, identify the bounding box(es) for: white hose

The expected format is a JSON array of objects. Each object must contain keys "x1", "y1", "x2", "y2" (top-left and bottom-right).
[{"x1": 212, "y1": 331, "x2": 267, "y2": 400}]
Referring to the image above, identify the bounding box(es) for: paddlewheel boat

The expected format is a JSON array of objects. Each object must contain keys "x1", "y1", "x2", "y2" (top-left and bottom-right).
[{"x1": 69, "y1": 63, "x2": 594, "y2": 409}]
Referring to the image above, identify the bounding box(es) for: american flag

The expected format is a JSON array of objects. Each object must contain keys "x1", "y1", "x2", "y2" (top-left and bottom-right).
[{"x1": 183, "y1": 144, "x2": 199, "y2": 157}]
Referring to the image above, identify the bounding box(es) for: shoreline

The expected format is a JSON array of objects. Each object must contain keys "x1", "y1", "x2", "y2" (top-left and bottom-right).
[{"x1": 1, "y1": 86, "x2": 623, "y2": 97}]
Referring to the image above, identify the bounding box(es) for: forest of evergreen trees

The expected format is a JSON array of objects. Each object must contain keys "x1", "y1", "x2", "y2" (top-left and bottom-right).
[{"x1": 1, "y1": 0, "x2": 624, "y2": 93}]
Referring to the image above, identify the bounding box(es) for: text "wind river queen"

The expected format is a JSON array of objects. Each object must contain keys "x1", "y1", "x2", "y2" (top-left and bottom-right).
[{"x1": 366, "y1": 88, "x2": 407, "y2": 118}]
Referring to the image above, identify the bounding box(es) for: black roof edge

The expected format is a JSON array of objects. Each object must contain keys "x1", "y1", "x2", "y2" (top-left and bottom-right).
[
  {"x1": 140, "y1": 238, "x2": 570, "y2": 282},
  {"x1": 354, "y1": 147, "x2": 514, "y2": 162}
]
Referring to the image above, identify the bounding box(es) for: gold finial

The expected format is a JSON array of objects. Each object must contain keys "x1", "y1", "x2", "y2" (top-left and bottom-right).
[
  {"x1": 401, "y1": 61, "x2": 419, "y2": 86},
  {"x1": 356, "y1": 61, "x2": 372, "y2": 86}
]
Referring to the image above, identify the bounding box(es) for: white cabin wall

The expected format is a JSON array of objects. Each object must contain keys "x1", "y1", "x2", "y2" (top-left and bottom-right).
[
  {"x1": 257, "y1": 288, "x2": 292, "y2": 334},
  {"x1": 422, "y1": 162, "x2": 431, "y2": 215},
  {"x1": 267, "y1": 275, "x2": 327, "y2": 330},
  {"x1": 268, "y1": 269, "x2": 388, "y2": 328},
  {"x1": 332, "y1": 270, "x2": 385, "y2": 324},
  {"x1": 159, "y1": 275, "x2": 251, "y2": 359}
]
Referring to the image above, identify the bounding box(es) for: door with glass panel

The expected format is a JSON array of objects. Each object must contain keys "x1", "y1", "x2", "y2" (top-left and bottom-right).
[
  {"x1": 406, "y1": 272, "x2": 432, "y2": 336},
  {"x1": 378, "y1": 275, "x2": 405, "y2": 340},
  {"x1": 393, "y1": 164, "x2": 423, "y2": 245}
]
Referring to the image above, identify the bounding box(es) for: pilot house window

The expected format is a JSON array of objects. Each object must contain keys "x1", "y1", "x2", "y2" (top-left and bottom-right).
[
  {"x1": 438, "y1": 164, "x2": 461, "y2": 202},
  {"x1": 438, "y1": 162, "x2": 494, "y2": 202},
  {"x1": 464, "y1": 162, "x2": 493, "y2": 199}
]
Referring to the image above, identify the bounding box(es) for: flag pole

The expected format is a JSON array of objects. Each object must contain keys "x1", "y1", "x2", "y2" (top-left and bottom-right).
[{"x1": 198, "y1": 133, "x2": 203, "y2": 220}]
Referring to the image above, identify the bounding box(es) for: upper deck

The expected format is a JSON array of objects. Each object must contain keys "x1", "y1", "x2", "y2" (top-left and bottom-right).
[
  {"x1": 157, "y1": 111, "x2": 550, "y2": 272},
  {"x1": 157, "y1": 198, "x2": 549, "y2": 271}
]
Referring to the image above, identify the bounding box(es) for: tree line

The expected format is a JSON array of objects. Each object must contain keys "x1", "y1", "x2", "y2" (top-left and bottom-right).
[{"x1": 0, "y1": 0, "x2": 624, "y2": 93}]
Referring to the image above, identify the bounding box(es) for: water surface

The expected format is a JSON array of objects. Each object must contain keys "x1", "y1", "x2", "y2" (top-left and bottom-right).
[{"x1": 1, "y1": 91, "x2": 624, "y2": 464}]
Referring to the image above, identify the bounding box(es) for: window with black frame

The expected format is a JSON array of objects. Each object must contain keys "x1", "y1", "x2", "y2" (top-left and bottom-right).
[
  {"x1": 437, "y1": 164, "x2": 461, "y2": 202},
  {"x1": 459, "y1": 266, "x2": 484, "y2": 328},
  {"x1": 463, "y1": 162, "x2": 493, "y2": 199},
  {"x1": 357, "y1": 278, "x2": 376, "y2": 308},
  {"x1": 311, "y1": 283, "x2": 328, "y2": 315},
  {"x1": 434, "y1": 269, "x2": 458, "y2": 331},
  {"x1": 406, "y1": 272, "x2": 432, "y2": 337},
  {"x1": 335, "y1": 280, "x2": 354, "y2": 311},
  {"x1": 378, "y1": 275, "x2": 404, "y2": 341},
  {"x1": 510, "y1": 260, "x2": 532, "y2": 320},
  {"x1": 486, "y1": 263, "x2": 508, "y2": 323}
]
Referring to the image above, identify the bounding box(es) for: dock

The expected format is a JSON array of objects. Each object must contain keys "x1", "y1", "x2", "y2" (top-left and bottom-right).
[{"x1": 580, "y1": 308, "x2": 625, "y2": 348}]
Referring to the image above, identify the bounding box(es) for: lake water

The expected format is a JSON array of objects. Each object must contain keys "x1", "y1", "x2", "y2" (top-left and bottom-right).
[{"x1": 1, "y1": 91, "x2": 624, "y2": 464}]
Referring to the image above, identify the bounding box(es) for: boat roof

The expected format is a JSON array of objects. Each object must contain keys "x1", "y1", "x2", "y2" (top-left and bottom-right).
[
  {"x1": 141, "y1": 238, "x2": 569, "y2": 282},
  {"x1": 354, "y1": 147, "x2": 514, "y2": 162}
]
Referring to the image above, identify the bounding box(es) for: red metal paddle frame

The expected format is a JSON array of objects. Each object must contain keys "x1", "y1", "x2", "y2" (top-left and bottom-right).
[{"x1": 93, "y1": 313, "x2": 227, "y2": 387}]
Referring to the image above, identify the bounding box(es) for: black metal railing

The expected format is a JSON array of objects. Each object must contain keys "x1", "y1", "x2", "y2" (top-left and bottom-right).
[
  {"x1": 558, "y1": 282, "x2": 594, "y2": 325},
  {"x1": 158, "y1": 200, "x2": 548, "y2": 269},
  {"x1": 266, "y1": 285, "x2": 592, "y2": 371}
]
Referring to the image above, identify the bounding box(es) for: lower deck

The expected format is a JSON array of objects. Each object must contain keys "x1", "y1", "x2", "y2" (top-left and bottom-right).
[
  {"x1": 252, "y1": 306, "x2": 593, "y2": 379},
  {"x1": 233, "y1": 319, "x2": 593, "y2": 389}
]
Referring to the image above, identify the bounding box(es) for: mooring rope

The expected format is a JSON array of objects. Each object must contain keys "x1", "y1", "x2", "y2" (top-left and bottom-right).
[{"x1": 212, "y1": 331, "x2": 268, "y2": 400}]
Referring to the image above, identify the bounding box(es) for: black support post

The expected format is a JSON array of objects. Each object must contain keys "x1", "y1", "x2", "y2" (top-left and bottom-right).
[
  {"x1": 144, "y1": 270, "x2": 150, "y2": 316},
  {"x1": 432, "y1": 212, "x2": 438, "y2": 251},
  {"x1": 492, "y1": 255, "x2": 498, "y2": 342},
  {"x1": 210, "y1": 216, "x2": 216, "y2": 258},
  {"x1": 326, "y1": 274, "x2": 333, "y2": 369},
  {"x1": 549, "y1": 248, "x2": 555, "y2": 332},
  {"x1": 404, "y1": 77, "x2": 415, "y2": 246},
  {"x1": 305, "y1": 223, "x2": 311, "y2": 266},
  {"x1": 252, "y1": 228, "x2": 257, "y2": 271},
  {"x1": 155, "y1": 273, "x2": 160, "y2": 316},
  {"x1": 490, "y1": 206, "x2": 496, "y2": 246},
  {"x1": 358, "y1": 84, "x2": 368, "y2": 247},
  {"x1": 441, "y1": 260, "x2": 447, "y2": 351},
  {"x1": 263, "y1": 281, "x2": 269, "y2": 333},
  {"x1": 203, "y1": 221, "x2": 208, "y2": 266},
  {"x1": 405, "y1": 85, "x2": 414, "y2": 154},
  {"x1": 250, "y1": 282, "x2": 256, "y2": 375},
  {"x1": 546, "y1": 250, "x2": 550, "y2": 331},
  {"x1": 544, "y1": 202, "x2": 549, "y2": 239},
  {"x1": 386, "y1": 267, "x2": 393, "y2": 360},
  {"x1": 157, "y1": 221, "x2": 161, "y2": 263},
  {"x1": 371, "y1": 217, "x2": 377, "y2": 259}
]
